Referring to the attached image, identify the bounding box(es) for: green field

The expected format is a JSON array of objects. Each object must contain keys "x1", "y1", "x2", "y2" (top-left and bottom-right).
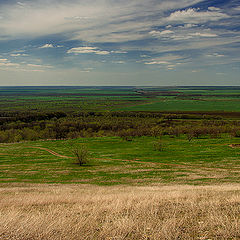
[
  {"x1": 120, "y1": 97, "x2": 240, "y2": 112},
  {"x1": 1, "y1": 135, "x2": 240, "y2": 185},
  {"x1": 0, "y1": 86, "x2": 240, "y2": 113}
]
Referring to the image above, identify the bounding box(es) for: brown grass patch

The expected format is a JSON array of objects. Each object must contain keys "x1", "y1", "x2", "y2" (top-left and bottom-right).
[{"x1": 0, "y1": 184, "x2": 240, "y2": 240}]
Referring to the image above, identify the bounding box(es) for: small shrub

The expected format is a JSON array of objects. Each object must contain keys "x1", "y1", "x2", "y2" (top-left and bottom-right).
[
  {"x1": 119, "y1": 130, "x2": 134, "y2": 141},
  {"x1": 122, "y1": 135, "x2": 133, "y2": 141},
  {"x1": 73, "y1": 145, "x2": 89, "y2": 166},
  {"x1": 230, "y1": 128, "x2": 240, "y2": 138},
  {"x1": 192, "y1": 128, "x2": 202, "y2": 138},
  {"x1": 153, "y1": 140, "x2": 163, "y2": 151},
  {"x1": 151, "y1": 126, "x2": 162, "y2": 137},
  {"x1": 168, "y1": 127, "x2": 181, "y2": 137},
  {"x1": 209, "y1": 127, "x2": 221, "y2": 138},
  {"x1": 186, "y1": 132, "x2": 194, "y2": 142},
  {"x1": 67, "y1": 131, "x2": 80, "y2": 139}
]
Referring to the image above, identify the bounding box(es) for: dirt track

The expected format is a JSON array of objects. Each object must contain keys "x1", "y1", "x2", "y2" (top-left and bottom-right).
[{"x1": 29, "y1": 146, "x2": 73, "y2": 158}]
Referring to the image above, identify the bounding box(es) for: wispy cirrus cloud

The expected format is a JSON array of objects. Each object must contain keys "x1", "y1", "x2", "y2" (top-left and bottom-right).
[{"x1": 0, "y1": 0, "x2": 204, "y2": 42}]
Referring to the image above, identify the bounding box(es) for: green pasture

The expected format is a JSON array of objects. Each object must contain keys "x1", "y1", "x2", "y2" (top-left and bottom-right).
[
  {"x1": 0, "y1": 96, "x2": 143, "y2": 112},
  {"x1": 177, "y1": 89, "x2": 240, "y2": 95},
  {"x1": 1, "y1": 136, "x2": 239, "y2": 185},
  {"x1": 0, "y1": 87, "x2": 136, "y2": 96},
  {"x1": 1, "y1": 86, "x2": 240, "y2": 113},
  {"x1": 119, "y1": 98, "x2": 240, "y2": 112}
]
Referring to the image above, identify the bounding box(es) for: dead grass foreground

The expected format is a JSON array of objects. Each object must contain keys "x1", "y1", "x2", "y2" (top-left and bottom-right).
[{"x1": 0, "y1": 184, "x2": 240, "y2": 240}]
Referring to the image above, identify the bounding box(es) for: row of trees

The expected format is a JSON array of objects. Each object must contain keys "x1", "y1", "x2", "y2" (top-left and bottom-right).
[{"x1": 0, "y1": 111, "x2": 240, "y2": 143}]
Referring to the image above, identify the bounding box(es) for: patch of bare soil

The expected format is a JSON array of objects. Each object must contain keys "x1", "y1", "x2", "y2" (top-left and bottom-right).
[{"x1": 229, "y1": 144, "x2": 240, "y2": 148}]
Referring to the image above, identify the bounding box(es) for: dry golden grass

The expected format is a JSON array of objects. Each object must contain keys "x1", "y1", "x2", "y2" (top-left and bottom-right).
[{"x1": 0, "y1": 184, "x2": 240, "y2": 240}]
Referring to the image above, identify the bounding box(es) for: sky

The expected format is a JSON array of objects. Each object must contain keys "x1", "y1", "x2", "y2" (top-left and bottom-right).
[{"x1": 0, "y1": 0, "x2": 239, "y2": 86}]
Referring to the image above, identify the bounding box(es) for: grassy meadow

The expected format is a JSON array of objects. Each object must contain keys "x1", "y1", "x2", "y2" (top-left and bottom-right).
[{"x1": 1, "y1": 136, "x2": 240, "y2": 185}]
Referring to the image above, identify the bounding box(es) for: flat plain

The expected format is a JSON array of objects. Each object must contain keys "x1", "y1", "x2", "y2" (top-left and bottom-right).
[{"x1": 0, "y1": 86, "x2": 240, "y2": 239}]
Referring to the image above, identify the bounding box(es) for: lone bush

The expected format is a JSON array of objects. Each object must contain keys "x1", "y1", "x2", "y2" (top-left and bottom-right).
[
  {"x1": 187, "y1": 132, "x2": 194, "y2": 142},
  {"x1": 230, "y1": 128, "x2": 240, "y2": 138},
  {"x1": 73, "y1": 145, "x2": 89, "y2": 166}
]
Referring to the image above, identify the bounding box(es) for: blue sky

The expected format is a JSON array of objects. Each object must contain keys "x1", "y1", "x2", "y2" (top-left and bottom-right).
[{"x1": 0, "y1": 0, "x2": 239, "y2": 86}]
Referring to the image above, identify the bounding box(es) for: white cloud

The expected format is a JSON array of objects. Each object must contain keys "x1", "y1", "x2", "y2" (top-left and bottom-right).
[
  {"x1": 233, "y1": 6, "x2": 240, "y2": 11},
  {"x1": 140, "y1": 55, "x2": 150, "y2": 58},
  {"x1": 149, "y1": 29, "x2": 218, "y2": 41},
  {"x1": 182, "y1": 23, "x2": 197, "y2": 28},
  {"x1": 0, "y1": 62, "x2": 54, "y2": 72},
  {"x1": 17, "y1": 2, "x2": 26, "y2": 7},
  {"x1": 172, "y1": 35, "x2": 193, "y2": 40},
  {"x1": 67, "y1": 47, "x2": 110, "y2": 55},
  {"x1": 0, "y1": 58, "x2": 8, "y2": 62},
  {"x1": 0, "y1": 62, "x2": 20, "y2": 67},
  {"x1": 20, "y1": 68, "x2": 45, "y2": 72},
  {"x1": 67, "y1": 47, "x2": 97, "y2": 54},
  {"x1": 11, "y1": 53, "x2": 21, "y2": 56},
  {"x1": 95, "y1": 51, "x2": 110, "y2": 55},
  {"x1": 167, "y1": 8, "x2": 229, "y2": 24},
  {"x1": 111, "y1": 50, "x2": 127, "y2": 54},
  {"x1": 39, "y1": 44, "x2": 54, "y2": 49},
  {"x1": 149, "y1": 30, "x2": 174, "y2": 37},
  {"x1": 190, "y1": 32, "x2": 218, "y2": 37},
  {"x1": 144, "y1": 54, "x2": 188, "y2": 68},
  {"x1": 144, "y1": 61, "x2": 169, "y2": 65},
  {"x1": 208, "y1": 7, "x2": 221, "y2": 11},
  {"x1": 0, "y1": 58, "x2": 21, "y2": 69},
  {"x1": 10, "y1": 53, "x2": 28, "y2": 57},
  {"x1": 112, "y1": 61, "x2": 125, "y2": 64},
  {"x1": 27, "y1": 63, "x2": 53, "y2": 68},
  {"x1": 206, "y1": 53, "x2": 225, "y2": 57}
]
